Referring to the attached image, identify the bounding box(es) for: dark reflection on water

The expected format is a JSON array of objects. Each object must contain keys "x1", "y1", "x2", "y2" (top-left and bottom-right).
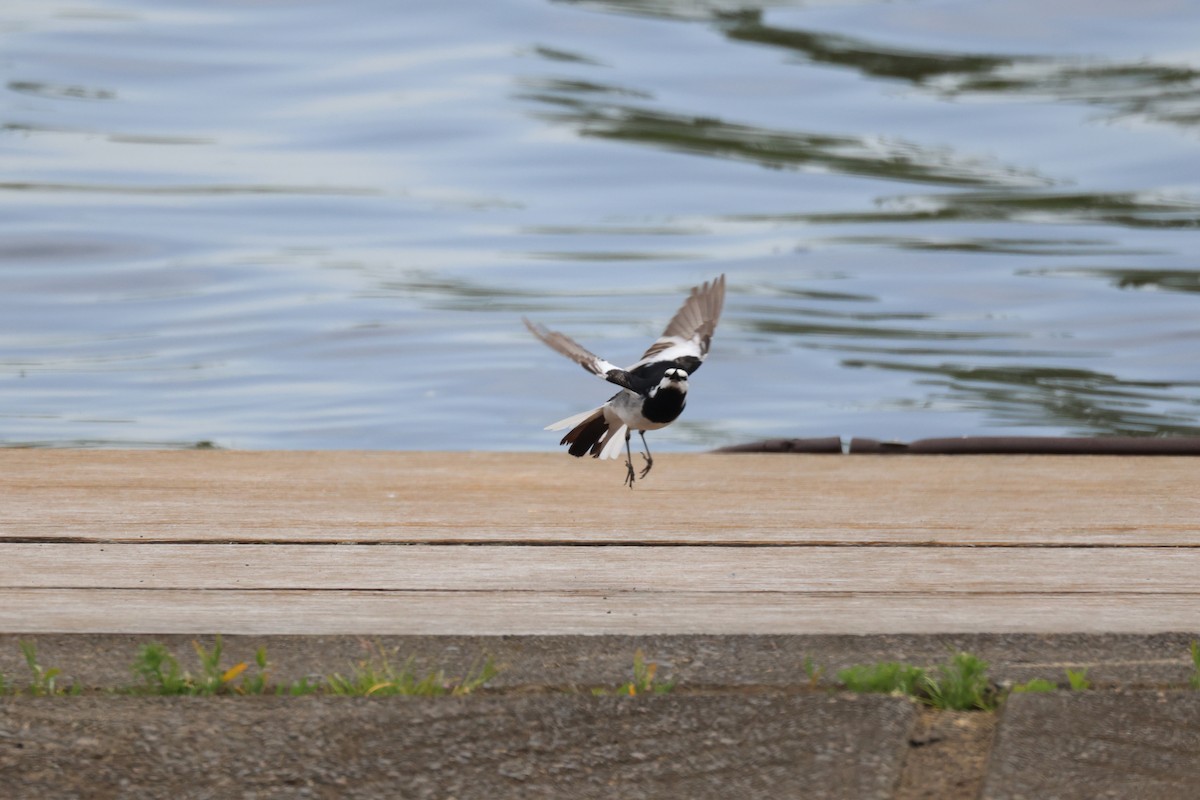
[
  {"x1": 2, "y1": 0, "x2": 1199, "y2": 449},
  {"x1": 843, "y1": 360, "x2": 1200, "y2": 436},
  {"x1": 1026, "y1": 267, "x2": 1200, "y2": 295},
  {"x1": 816, "y1": 237, "x2": 1155, "y2": 257},
  {"x1": 787, "y1": 191, "x2": 1200, "y2": 230},
  {"x1": 714, "y1": 9, "x2": 1200, "y2": 130},
  {"x1": 523, "y1": 90, "x2": 1051, "y2": 188},
  {"x1": 717, "y1": 9, "x2": 1016, "y2": 83},
  {"x1": 8, "y1": 81, "x2": 117, "y2": 102},
  {"x1": 566, "y1": 1, "x2": 1200, "y2": 130}
]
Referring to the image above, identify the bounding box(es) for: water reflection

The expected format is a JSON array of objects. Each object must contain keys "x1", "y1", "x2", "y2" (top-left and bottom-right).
[
  {"x1": 2, "y1": 0, "x2": 1199, "y2": 449},
  {"x1": 7, "y1": 81, "x2": 116, "y2": 101},
  {"x1": 523, "y1": 90, "x2": 1051, "y2": 188},
  {"x1": 1025, "y1": 267, "x2": 1200, "y2": 295},
  {"x1": 565, "y1": 2, "x2": 1200, "y2": 132},
  {"x1": 816, "y1": 236, "x2": 1152, "y2": 257},
  {"x1": 843, "y1": 360, "x2": 1200, "y2": 436},
  {"x1": 717, "y1": 9, "x2": 1014, "y2": 83},
  {"x1": 717, "y1": 10, "x2": 1200, "y2": 129},
  {"x1": 734, "y1": 191, "x2": 1200, "y2": 229}
]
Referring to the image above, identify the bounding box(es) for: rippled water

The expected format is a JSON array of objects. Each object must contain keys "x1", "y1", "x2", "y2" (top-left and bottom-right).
[{"x1": 2, "y1": 0, "x2": 1199, "y2": 450}]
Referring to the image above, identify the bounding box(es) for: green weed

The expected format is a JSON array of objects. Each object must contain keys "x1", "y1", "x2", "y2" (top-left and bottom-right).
[
  {"x1": 18, "y1": 641, "x2": 79, "y2": 696},
  {"x1": 1189, "y1": 641, "x2": 1200, "y2": 690},
  {"x1": 838, "y1": 651, "x2": 997, "y2": 711},
  {"x1": 132, "y1": 642, "x2": 189, "y2": 694},
  {"x1": 326, "y1": 645, "x2": 497, "y2": 697},
  {"x1": 277, "y1": 675, "x2": 322, "y2": 696},
  {"x1": 803, "y1": 656, "x2": 822, "y2": 689},
  {"x1": 1065, "y1": 668, "x2": 1091, "y2": 691},
  {"x1": 837, "y1": 661, "x2": 926, "y2": 696},
  {"x1": 1011, "y1": 678, "x2": 1057, "y2": 693},
  {"x1": 132, "y1": 636, "x2": 277, "y2": 696},
  {"x1": 923, "y1": 652, "x2": 995, "y2": 711},
  {"x1": 594, "y1": 649, "x2": 675, "y2": 696}
]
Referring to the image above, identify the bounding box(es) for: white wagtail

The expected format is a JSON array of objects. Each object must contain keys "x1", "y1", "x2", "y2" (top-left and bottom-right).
[{"x1": 524, "y1": 275, "x2": 726, "y2": 487}]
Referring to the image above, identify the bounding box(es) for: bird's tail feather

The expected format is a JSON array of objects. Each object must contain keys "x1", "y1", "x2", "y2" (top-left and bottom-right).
[
  {"x1": 551, "y1": 407, "x2": 626, "y2": 459},
  {"x1": 597, "y1": 423, "x2": 628, "y2": 460},
  {"x1": 546, "y1": 407, "x2": 599, "y2": 432}
]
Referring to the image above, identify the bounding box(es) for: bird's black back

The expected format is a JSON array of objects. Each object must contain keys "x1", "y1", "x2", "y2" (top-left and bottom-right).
[{"x1": 626, "y1": 356, "x2": 702, "y2": 394}]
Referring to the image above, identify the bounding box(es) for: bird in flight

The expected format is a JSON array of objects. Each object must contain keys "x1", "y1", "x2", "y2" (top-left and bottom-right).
[{"x1": 524, "y1": 275, "x2": 726, "y2": 488}]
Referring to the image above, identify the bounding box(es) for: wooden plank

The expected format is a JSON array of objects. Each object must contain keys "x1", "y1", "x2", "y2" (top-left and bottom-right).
[
  {"x1": 1, "y1": 451, "x2": 1196, "y2": 545},
  {"x1": 3, "y1": 450, "x2": 1198, "y2": 635},
  {"x1": 4, "y1": 543, "x2": 1200, "y2": 594},
  {"x1": 1, "y1": 588, "x2": 1198, "y2": 635}
]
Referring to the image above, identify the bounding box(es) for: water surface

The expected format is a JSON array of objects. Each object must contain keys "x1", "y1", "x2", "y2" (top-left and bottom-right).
[{"x1": 2, "y1": 0, "x2": 1199, "y2": 449}]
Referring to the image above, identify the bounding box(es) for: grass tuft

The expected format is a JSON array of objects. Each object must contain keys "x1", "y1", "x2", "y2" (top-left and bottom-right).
[
  {"x1": 1065, "y1": 668, "x2": 1091, "y2": 691},
  {"x1": 1011, "y1": 678, "x2": 1057, "y2": 694},
  {"x1": 133, "y1": 636, "x2": 281, "y2": 696},
  {"x1": 837, "y1": 661, "x2": 927, "y2": 696},
  {"x1": 803, "y1": 656, "x2": 822, "y2": 689},
  {"x1": 18, "y1": 641, "x2": 80, "y2": 696},
  {"x1": 132, "y1": 642, "x2": 189, "y2": 694},
  {"x1": 838, "y1": 651, "x2": 997, "y2": 711},
  {"x1": 326, "y1": 644, "x2": 498, "y2": 697},
  {"x1": 923, "y1": 652, "x2": 995, "y2": 711},
  {"x1": 594, "y1": 649, "x2": 675, "y2": 696}
]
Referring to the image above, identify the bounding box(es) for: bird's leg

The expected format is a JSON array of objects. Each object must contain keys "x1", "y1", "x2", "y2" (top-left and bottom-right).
[
  {"x1": 638, "y1": 431, "x2": 653, "y2": 478},
  {"x1": 623, "y1": 429, "x2": 636, "y2": 488}
]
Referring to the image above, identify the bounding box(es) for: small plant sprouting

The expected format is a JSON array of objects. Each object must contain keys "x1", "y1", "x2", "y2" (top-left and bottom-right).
[
  {"x1": 1011, "y1": 678, "x2": 1057, "y2": 694},
  {"x1": 18, "y1": 640, "x2": 80, "y2": 696},
  {"x1": 242, "y1": 647, "x2": 272, "y2": 694},
  {"x1": 924, "y1": 652, "x2": 996, "y2": 711},
  {"x1": 1065, "y1": 668, "x2": 1091, "y2": 691},
  {"x1": 133, "y1": 642, "x2": 189, "y2": 694},
  {"x1": 595, "y1": 649, "x2": 675, "y2": 697},
  {"x1": 326, "y1": 644, "x2": 498, "y2": 697},
  {"x1": 279, "y1": 675, "x2": 322, "y2": 696},
  {"x1": 133, "y1": 637, "x2": 277, "y2": 696},
  {"x1": 803, "y1": 656, "x2": 822, "y2": 689},
  {"x1": 837, "y1": 662, "x2": 926, "y2": 697},
  {"x1": 838, "y1": 651, "x2": 997, "y2": 711}
]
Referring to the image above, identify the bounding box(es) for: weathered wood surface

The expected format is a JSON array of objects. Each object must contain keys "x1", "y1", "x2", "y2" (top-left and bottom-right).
[
  {"x1": 2, "y1": 450, "x2": 1195, "y2": 544},
  {"x1": 1, "y1": 450, "x2": 1198, "y2": 634}
]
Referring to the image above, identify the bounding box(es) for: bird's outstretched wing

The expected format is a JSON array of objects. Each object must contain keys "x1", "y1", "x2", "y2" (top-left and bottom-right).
[
  {"x1": 523, "y1": 318, "x2": 636, "y2": 391},
  {"x1": 629, "y1": 274, "x2": 725, "y2": 374}
]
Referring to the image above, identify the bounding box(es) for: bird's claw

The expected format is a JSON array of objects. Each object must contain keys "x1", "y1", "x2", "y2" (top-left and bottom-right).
[
  {"x1": 639, "y1": 453, "x2": 653, "y2": 479},
  {"x1": 624, "y1": 459, "x2": 637, "y2": 488}
]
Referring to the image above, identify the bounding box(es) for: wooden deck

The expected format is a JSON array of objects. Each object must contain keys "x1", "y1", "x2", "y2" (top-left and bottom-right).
[{"x1": 1, "y1": 450, "x2": 1197, "y2": 634}]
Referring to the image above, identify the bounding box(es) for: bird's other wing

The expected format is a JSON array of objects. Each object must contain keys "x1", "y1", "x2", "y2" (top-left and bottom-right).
[
  {"x1": 523, "y1": 318, "x2": 636, "y2": 391},
  {"x1": 628, "y1": 274, "x2": 725, "y2": 374}
]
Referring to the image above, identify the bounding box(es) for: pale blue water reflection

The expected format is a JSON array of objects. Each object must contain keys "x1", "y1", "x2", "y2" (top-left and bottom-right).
[{"x1": 1, "y1": 0, "x2": 1198, "y2": 449}]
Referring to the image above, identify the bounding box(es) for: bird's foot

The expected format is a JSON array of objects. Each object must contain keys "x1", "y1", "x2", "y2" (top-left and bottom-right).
[
  {"x1": 624, "y1": 458, "x2": 636, "y2": 488},
  {"x1": 639, "y1": 453, "x2": 653, "y2": 479}
]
